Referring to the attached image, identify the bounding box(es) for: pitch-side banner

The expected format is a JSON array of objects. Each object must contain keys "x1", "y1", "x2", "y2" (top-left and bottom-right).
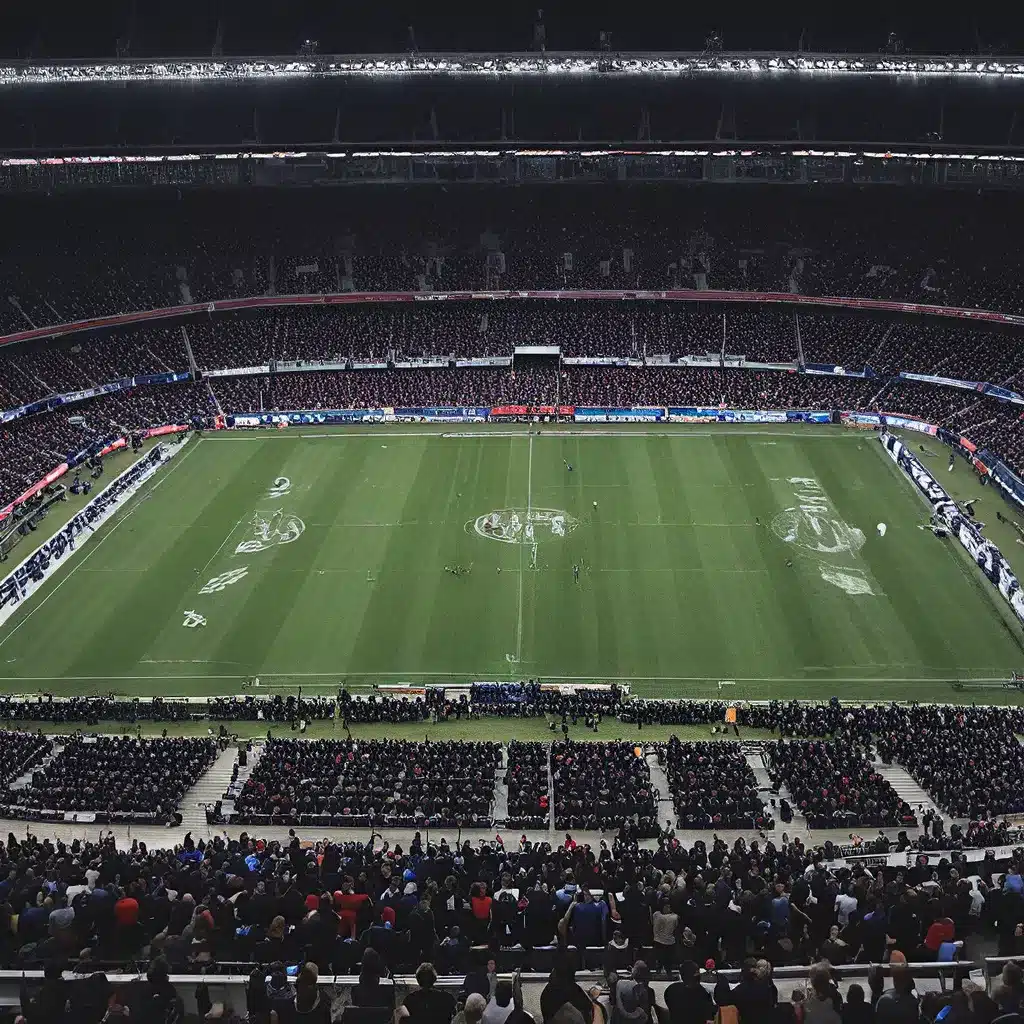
[
  {"x1": 0, "y1": 438, "x2": 192, "y2": 622},
  {"x1": 880, "y1": 432, "x2": 1024, "y2": 625},
  {"x1": 573, "y1": 407, "x2": 665, "y2": 422}
]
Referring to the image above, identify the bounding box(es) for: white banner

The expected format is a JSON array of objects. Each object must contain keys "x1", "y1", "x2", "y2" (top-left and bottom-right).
[{"x1": 0, "y1": 437, "x2": 192, "y2": 625}]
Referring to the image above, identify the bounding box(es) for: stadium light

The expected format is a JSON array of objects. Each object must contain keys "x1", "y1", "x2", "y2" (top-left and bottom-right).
[{"x1": 2, "y1": 52, "x2": 1024, "y2": 85}]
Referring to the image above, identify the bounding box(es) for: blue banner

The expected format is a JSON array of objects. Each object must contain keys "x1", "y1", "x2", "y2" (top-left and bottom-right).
[
  {"x1": 133, "y1": 371, "x2": 191, "y2": 387},
  {"x1": 232, "y1": 410, "x2": 393, "y2": 426},
  {"x1": 668, "y1": 408, "x2": 831, "y2": 424},
  {"x1": 983, "y1": 454, "x2": 1024, "y2": 512},
  {"x1": 398, "y1": 407, "x2": 492, "y2": 419},
  {"x1": 574, "y1": 407, "x2": 665, "y2": 422}
]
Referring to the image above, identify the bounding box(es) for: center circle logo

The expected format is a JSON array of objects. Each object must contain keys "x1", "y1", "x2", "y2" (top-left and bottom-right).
[
  {"x1": 468, "y1": 508, "x2": 580, "y2": 545},
  {"x1": 769, "y1": 507, "x2": 866, "y2": 559}
]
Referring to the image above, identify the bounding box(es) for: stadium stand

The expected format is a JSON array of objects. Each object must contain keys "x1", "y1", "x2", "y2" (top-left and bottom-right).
[
  {"x1": 3, "y1": 189, "x2": 1024, "y2": 321},
  {"x1": 876, "y1": 705, "x2": 1024, "y2": 819},
  {"x1": 0, "y1": 731, "x2": 52, "y2": 787},
  {"x1": 661, "y1": 739, "x2": 771, "y2": 830},
  {"x1": 0, "y1": 822, "x2": 1019, "y2": 997},
  {"x1": 550, "y1": 740, "x2": 658, "y2": 836},
  {"x1": 0, "y1": 736, "x2": 216, "y2": 823},
  {"x1": 503, "y1": 741, "x2": 550, "y2": 830},
  {"x1": 233, "y1": 738, "x2": 502, "y2": 827},
  {"x1": 765, "y1": 739, "x2": 917, "y2": 829}
]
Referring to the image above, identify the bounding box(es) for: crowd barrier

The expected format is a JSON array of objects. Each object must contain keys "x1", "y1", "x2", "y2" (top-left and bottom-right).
[
  {"x1": 3, "y1": 956, "x2": 1020, "y2": 1016},
  {"x1": 0, "y1": 434, "x2": 191, "y2": 623}
]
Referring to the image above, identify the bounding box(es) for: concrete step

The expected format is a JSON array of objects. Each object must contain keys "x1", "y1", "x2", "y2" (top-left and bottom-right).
[
  {"x1": 492, "y1": 744, "x2": 510, "y2": 823},
  {"x1": 872, "y1": 758, "x2": 943, "y2": 822},
  {"x1": 222, "y1": 741, "x2": 264, "y2": 817},
  {"x1": 178, "y1": 744, "x2": 244, "y2": 830},
  {"x1": 743, "y1": 749, "x2": 775, "y2": 793},
  {"x1": 10, "y1": 741, "x2": 64, "y2": 791}
]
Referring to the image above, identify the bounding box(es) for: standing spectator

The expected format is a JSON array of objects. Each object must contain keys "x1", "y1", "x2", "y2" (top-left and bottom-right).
[
  {"x1": 840, "y1": 984, "x2": 873, "y2": 1024},
  {"x1": 651, "y1": 901, "x2": 679, "y2": 977}
]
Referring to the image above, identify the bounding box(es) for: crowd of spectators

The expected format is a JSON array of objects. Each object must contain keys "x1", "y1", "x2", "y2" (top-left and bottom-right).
[
  {"x1": 876, "y1": 704, "x2": 1024, "y2": 820},
  {"x1": 0, "y1": 735, "x2": 217, "y2": 823},
  {"x1": 4, "y1": 189, "x2": 1024, "y2": 333},
  {"x1": 0, "y1": 380, "x2": 211, "y2": 509},
  {"x1": 0, "y1": 730, "x2": 51, "y2": 787},
  {"x1": 661, "y1": 740, "x2": 771, "y2": 831},
  {"x1": 6, "y1": 304, "x2": 1024, "y2": 502},
  {"x1": 551, "y1": 741, "x2": 658, "y2": 837},
  {"x1": 504, "y1": 741, "x2": 550, "y2": 831},
  {"x1": 233, "y1": 739, "x2": 502, "y2": 827},
  {"x1": 0, "y1": 822, "x2": 1023, "y2": 1024},
  {"x1": 765, "y1": 739, "x2": 917, "y2": 830}
]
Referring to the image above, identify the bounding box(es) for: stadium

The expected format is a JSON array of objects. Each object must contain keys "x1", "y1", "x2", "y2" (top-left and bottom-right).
[{"x1": 3, "y1": 7, "x2": 1024, "y2": 1022}]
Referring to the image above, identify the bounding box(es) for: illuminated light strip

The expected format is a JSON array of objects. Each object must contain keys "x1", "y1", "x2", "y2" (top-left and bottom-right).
[
  {"x1": 6, "y1": 148, "x2": 1024, "y2": 167},
  {"x1": 2, "y1": 52, "x2": 1024, "y2": 85}
]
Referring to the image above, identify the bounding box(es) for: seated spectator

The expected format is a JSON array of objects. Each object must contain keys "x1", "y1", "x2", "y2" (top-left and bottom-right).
[
  {"x1": 551, "y1": 741, "x2": 658, "y2": 836},
  {"x1": 399, "y1": 962, "x2": 457, "y2": 1024},
  {"x1": 6, "y1": 736, "x2": 216, "y2": 823},
  {"x1": 354, "y1": 948, "x2": 395, "y2": 1008}
]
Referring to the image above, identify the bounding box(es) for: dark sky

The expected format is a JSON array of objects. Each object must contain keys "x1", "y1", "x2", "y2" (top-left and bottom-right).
[{"x1": 2, "y1": 2, "x2": 1023, "y2": 60}]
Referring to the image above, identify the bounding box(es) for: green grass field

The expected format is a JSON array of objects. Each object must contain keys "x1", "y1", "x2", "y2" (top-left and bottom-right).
[{"x1": 2, "y1": 423, "x2": 1024, "y2": 704}]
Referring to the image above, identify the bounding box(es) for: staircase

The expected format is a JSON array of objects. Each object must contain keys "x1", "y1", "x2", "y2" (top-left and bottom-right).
[
  {"x1": 221, "y1": 741, "x2": 265, "y2": 820},
  {"x1": 9, "y1": 740, "x2": 65, "y2": 791},
  {"x1": 645, "y1": 748, "x2": 676, "y2": 827},
  {"x1": 178, "y1": 744, "x2": 244, "y2": 831},
  {"x1": 742, "y1": 741, "x2": 808, "y2": 831},
  {"x1": 547, "y1": 743, "x2": 556, "y2": 831},
  {"x1": 492, "y1": 744, "x2": 510, "y2": 824},
  {"x1": 742, "y1": 743, "x2": 774, "y2": 791},
  {"x1": 872, "y1": 759, "x2": 944, "y2": 823}
]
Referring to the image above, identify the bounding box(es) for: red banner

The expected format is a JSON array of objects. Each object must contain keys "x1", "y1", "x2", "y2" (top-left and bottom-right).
[
  {"x1": 0, "y1": 464, "x2": 69, "y2": 522},
  {"x1": 489, "y1": 405, "x2": 575, "y2": 417}
]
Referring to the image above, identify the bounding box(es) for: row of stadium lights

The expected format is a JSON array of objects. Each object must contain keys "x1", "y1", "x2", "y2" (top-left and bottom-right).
[
  {"x1": 2, "y1": 55, "x2": 1024, "y2": 83},
  {"x1": 5, "y1": 149, "x2": 1024, "y2": 167}
]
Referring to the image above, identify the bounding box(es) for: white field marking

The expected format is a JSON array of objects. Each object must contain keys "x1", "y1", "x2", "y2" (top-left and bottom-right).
[
  {"x1": 515, "y1": 433, "x2": 534, "y2": 665},
  {"x1": 204, "y1": 429, "x2": 865, "y2": 441},
  {"x1": 0, "y1": 437, "x2": 203, "y2": 651},
  {"x1": 0, "y1": 672, "x2": 1011, "y2": 684},
  {"x1": 254, "y1": 566, "x2": 772, "y2": 574},
  {"x1": 194, "y1": 515, "x2": 246, "y2": 580}
]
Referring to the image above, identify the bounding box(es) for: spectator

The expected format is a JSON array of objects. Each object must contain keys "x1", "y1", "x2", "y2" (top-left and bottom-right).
[
  {"x1": 874, "y1": 965, "x2": 918, "y2": 1023},
  {"x1": 841, "y1": 984, "x2": 873, "y2": 1024},
  {"x1": 399, "y1": 962, "x2": 458, "y2": 1024}
]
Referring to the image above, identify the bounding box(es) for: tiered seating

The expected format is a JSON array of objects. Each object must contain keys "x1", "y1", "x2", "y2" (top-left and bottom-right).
[
  {"x1": 662, "y1": 739, "x2": 770, "y2": 830},
  {"x1": 233, "y1": 738, "x2": 502, "y2": 827},
  {"x1": 0, "y1": 731, "x2": 52, "y2": 786},
  {"x1": 503, "y1": 741, "x2": 550, "y2": 830},
  {"x1": 876, "y1": 705, "x2": 1024, "y2": 819},
  {"x1": 2, "y1": 736, "x2": 216, "y2": 823},
  {"x1": 765, "y1": 738, "x2": 917, "y2": 829},
  {"x1": 550, "y1": 740, "x2": 658, "y2": 836}
]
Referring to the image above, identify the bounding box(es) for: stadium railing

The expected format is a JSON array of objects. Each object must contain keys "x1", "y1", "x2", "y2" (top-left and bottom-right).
[{"x1": 5, "y1": 957, "x2": 1018, "y2": 1017}]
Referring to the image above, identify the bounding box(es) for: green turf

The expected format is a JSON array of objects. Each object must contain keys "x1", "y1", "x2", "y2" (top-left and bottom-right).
[{"x1": 2, "y1": 423, "x2": 1023, "y2": 703}]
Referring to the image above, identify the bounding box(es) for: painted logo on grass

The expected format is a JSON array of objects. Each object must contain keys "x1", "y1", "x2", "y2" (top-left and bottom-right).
[
  {"x1": 235, "y1": 509, "x2": 305, "y2": 554},
  {"x1": 469, "y1": 508, "x2": 579, "y2": 545},
  {"x1": 770, "y1": 477, "x2": 875, "y2": 596}
]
